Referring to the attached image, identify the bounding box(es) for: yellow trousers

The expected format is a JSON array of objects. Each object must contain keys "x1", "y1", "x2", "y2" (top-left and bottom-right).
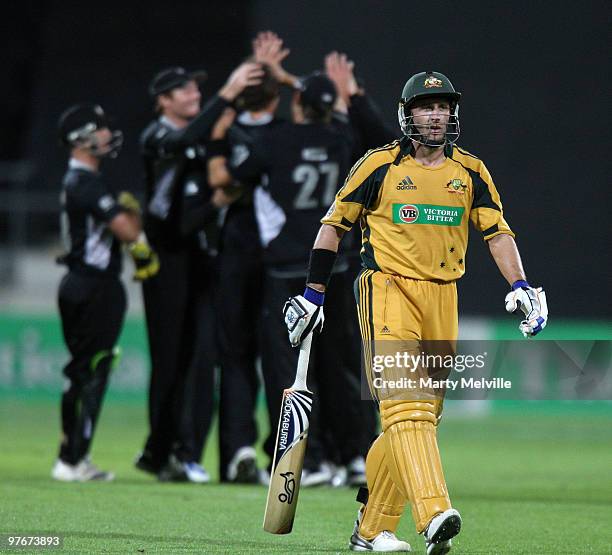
[{"x1": 355, "y1": 270, "x2": 457, "y2": 536}]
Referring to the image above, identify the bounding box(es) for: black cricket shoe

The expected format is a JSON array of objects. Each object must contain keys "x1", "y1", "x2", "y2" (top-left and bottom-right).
[
  {"x1": 134, "y1": 451, "x2": 162, "y2": 475},
  {"x1": 424, "y1": 508, "x2": 462, "y2": 555},
  {"x1": 157, "y1": 454, "x2": 188, "y2": 482}
]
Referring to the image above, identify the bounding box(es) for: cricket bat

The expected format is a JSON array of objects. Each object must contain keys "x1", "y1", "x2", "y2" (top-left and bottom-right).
[{"x1": 263, "y1": 333, "x2": 314, "y2": 534}]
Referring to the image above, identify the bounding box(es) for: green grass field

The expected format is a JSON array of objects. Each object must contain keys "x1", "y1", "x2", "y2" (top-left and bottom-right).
[{"x1": 1, "y1": 399, "x2": 611, "y2": 554}]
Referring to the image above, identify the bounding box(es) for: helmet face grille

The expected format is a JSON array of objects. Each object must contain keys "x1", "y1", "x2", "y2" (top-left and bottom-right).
[
  {"x1": 104, "y1": 130, "x2": 124, "y2": 158},
  {"x1": 90, "y1": 130, "x2": 124, "y2": 159},
  {"x1": 67, "y1": 122, "x2": 98, "y2": 144},
  {"x1": 397, "y1": 102, "x2": 461, "y2": 146},
  {"x1": 66, "y1": 126, "x2": 123, "y2": 158}
]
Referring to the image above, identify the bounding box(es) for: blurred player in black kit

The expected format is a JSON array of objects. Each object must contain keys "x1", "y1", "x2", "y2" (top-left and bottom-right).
[
  {"x1": 136, "y1": 62, "x2": 262, "y2": 483},
  {"x1": 52, "y1": 104, "x2": 159, "y2": 482},
  {"x1": 214, "y1": 66, "x2": 281, "y2": 484},
  {"x1": 215, "y1": 33, "x2": 302, "y2": 484},
  {"x1": 208, "y1": 68, "x2": 367, "y2": 487}
]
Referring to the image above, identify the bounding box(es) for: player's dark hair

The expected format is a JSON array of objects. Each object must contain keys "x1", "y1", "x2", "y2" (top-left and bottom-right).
[
  {"x1": 234, "y1": 64, "x2": 280, "y2": 112},
  {"x1": 302, "y1": 104, "x2": 333, "y2": 124}
]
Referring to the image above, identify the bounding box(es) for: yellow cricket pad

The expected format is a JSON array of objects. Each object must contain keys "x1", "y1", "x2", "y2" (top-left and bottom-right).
[
  {"x1": 381, "y1": 399, "x2": 439, "y2": 428},
  {"x1": 380, "y1": 399, "x2": 451, "y2": 533},
  {"x1": 359, "y1": 434, "x2": 406, "y2": 540}
]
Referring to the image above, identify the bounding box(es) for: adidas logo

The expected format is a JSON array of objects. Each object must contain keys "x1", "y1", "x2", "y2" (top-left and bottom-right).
[
  {"x1": 396, "y1": 176, "x2": 416, "y2": 190},
  {"x1": 380, "y1": 326, "x2": 391, "y2": 335}
]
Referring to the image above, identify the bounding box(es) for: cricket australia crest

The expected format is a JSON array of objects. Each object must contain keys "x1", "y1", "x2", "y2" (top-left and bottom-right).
[
  {"x1": 445, "y1": 178, "x2": 467, "y2": 194},
  {"x1": 424, "y1": 75, "x2": 443, "y2": 88}
]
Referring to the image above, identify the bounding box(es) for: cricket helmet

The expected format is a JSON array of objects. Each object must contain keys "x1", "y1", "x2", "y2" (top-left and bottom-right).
[
  {"x1": 397, "y1": 71, "x2": 461, "y2": 146},
  {"x1": 58, "y1": 103, "x2": 123, "y2": 158}
]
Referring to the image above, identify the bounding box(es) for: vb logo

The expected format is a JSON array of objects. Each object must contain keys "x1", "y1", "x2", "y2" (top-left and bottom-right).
[
  {"x1": 278, "y1": 471, "x2": 295, "y2": 504},
  {"x1": 398, "y1": 204, "x2": 419, "y2": 223}
]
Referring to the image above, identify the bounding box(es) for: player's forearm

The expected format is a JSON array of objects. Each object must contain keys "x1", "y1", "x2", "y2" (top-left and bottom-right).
[
  {"x1": 159, "y1": 96, "x2": 229, "y2": 153},
  {"x1": 488, "y1": 233, "x2": 526, "y2": 286},
  {"x1": 208, "y1": 156, "x2": 232, "y2": 188},
  {"x1": 180, "y1": 95, "x2": 229, "y2": 144},
  {"x1": 219, "y1": 74, "x2": 253, "y2": 102},
  {"x1": 313, "y1": 224, "x2": 344, "y2": 252},
  {"x1": 334, "y1": 96, "x2": 349, "y2": 115},
  {"x1": 306, "y1": 225, "x2": 345, "y2": 292},
  {"x1": 277, "y1": 70, "x2": 299, "y2": 89},
  {"x1": 218, "y1": 62, "x2": 264, "y2": 102}
]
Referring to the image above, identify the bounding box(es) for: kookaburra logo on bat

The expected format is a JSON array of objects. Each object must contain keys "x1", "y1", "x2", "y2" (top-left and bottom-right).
[{"x1": 278, "y1": 472, "x2": 296, "y2": 504}]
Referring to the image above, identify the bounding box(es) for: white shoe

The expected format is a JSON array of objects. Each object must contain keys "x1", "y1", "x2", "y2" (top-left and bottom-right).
[
  {"x1": 301, "y1": 461, "x2": 334, "y2": 487},
  {"x1": 78, "y1": 457, "x2": 115, "y2": 481},
  {"x1": 424, "y1": 509, "x2": 461, "y2": 554},
  {"x1": 349, "y1": 508, "x2": 411, "y2": 552},
  {"x1": 258, "y1": 468, "x2": 270, "y2": 486},
  {"x1": 331, "y1": 465, "x2": 348, "y2": 487},
  {"x1": 51, "y1": 458, "x2": 114, "y2": 482},
  {"x1": 347, "y1": 456, "x2": 367, "y2": 487},
  {"x1": 332, "y1": 456, "x2": 367, "y2": 487},
  {"x1": 184, "y1": 462, "x2": 210, "y2": 484},
  {"x1": 350, "y1": 530, "x2": 411, "y2": 552},
  {"x1": 227, "y1": 446, "x2": 259, "y2": 483},
  {"x1": 51, "y1": 459, "x2": 80, "y2": 482}
]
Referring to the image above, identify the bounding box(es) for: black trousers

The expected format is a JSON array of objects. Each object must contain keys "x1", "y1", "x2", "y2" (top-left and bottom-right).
[
  {"x1": 57, "y1": 272, "x2": 126, "y2": 465},
  {"x1": 176, "y1": 254, "x2": 217, "y2": 463},
  {"x1": 142, "y1": 245, "x2": 216, "y2": 467},
  {"x1": 216, "y1": 250, "x2": 263, "y2": 480},
  {"x1": 261, "y1": 272, "x2": 364, "y2": 469}
]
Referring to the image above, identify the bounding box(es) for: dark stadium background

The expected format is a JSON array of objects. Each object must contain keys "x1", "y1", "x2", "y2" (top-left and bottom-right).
[{"x1": 1, "y1": 0, "x2": 610, "y2": 317}]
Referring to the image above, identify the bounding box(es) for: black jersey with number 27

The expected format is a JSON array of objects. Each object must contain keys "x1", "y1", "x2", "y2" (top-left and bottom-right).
[{"x1": 229, "y1": 121, "x2": 352, "y2": 270}]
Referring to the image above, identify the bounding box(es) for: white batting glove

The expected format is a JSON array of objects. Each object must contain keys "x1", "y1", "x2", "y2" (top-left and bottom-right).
[
  {"x1": 504, "y1": 280, "x2": 548, "y2": 338},
  {"x1": 283, "y1": 288, "x2": 325, "y2": 347}
]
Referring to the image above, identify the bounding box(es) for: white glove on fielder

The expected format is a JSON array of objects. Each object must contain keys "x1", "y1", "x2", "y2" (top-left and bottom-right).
[
  {"x1": 283, "y1": 295, "x2": 324, "y2": 347},
  {"x1": 504, "y1": 282, "x2": 548, "y2": 338}
]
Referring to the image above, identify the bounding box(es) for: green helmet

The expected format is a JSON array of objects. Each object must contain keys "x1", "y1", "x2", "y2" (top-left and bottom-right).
[{"x1": 397, "y1": 71, "x2": 461, "y2": 146}]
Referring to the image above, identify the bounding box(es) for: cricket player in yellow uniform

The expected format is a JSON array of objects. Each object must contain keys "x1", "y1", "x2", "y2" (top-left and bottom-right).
[{"x1": 284, "y1": 71, "x2": 548, "y2": 553}]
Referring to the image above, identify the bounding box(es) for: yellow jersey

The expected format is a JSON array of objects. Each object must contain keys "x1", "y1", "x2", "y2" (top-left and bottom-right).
[{"x1": 321, "y1": 138, "x2": 514, "y2": 281}]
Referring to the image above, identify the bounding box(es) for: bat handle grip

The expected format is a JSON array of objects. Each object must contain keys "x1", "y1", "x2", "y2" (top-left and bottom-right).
[{"x1": 292, "y1": 333, "x2": 313, "y2": 391}]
